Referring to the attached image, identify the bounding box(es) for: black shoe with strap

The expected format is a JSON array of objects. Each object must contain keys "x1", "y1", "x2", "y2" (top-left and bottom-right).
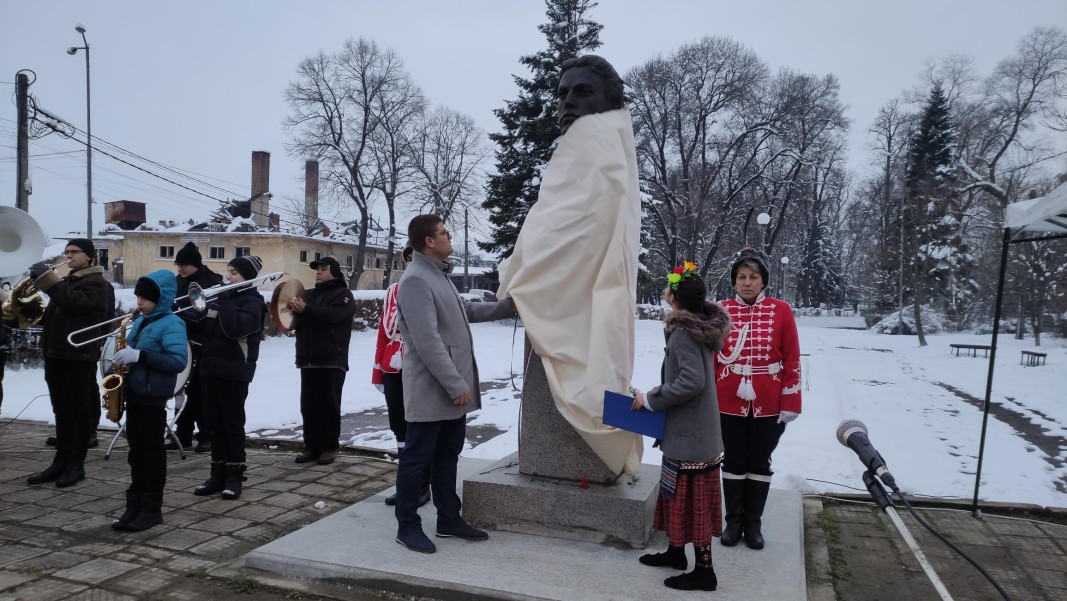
[
  {"x1": 639, "y1": 545, "x2": 687, "y2": 570},
  {"x1": 664, "y1": 566, "x2": 717, "y2": 591}
]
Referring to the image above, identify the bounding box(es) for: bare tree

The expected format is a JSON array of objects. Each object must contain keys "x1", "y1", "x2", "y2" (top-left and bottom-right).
[
  {"x1": 284, "y1": 38, "x2": 416, "y2": 289},
  {"x1": 411, "y1": 107, "x2": 490, "y2": 228}
]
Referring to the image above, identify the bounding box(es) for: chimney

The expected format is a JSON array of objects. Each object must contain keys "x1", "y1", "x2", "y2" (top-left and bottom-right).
[
  {"x1": 250, "y1": 151, "x2": 270, "y2": 227},
  {"x1": 304, "y1": 160, "x2": 319, "y2": 223}
]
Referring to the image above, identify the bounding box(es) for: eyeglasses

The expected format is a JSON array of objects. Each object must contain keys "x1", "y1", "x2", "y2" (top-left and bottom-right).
[
  {"x1": 433, "y1": 230, "x2": 451, "y2": 239},
  {"x1": 63, "y1": 249, "x2": 85, "y2": 256}
]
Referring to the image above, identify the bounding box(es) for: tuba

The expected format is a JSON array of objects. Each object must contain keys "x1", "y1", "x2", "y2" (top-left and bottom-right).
[
  {"x1": 100, "y1": 313, "x2": 135, "y2": 423},
  {"x1": 0, "y1": 207, "x2": 48, "y2": 328}
]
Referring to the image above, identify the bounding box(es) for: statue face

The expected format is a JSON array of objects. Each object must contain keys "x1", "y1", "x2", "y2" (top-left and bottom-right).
[{"x1": 557, "y1": 67, "x2": 612, "y2": 133}]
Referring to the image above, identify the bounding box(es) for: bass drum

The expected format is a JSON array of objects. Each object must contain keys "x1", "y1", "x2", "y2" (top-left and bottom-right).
[{"x1": 99, "y1": 337, "x2": 193, "y2": 397}]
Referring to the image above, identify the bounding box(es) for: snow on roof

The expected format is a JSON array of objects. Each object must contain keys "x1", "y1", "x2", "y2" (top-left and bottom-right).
[{"x1": 1005, "y1": 181, "x2": 1067, "y2": 234}]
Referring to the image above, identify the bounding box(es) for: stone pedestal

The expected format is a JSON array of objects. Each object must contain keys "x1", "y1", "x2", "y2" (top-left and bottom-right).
[
  {"x1": 463, "y1": 453, "x2": 659, "y2": 548},
  {"x1": 517, "y1": 345, "x2": 619, "y2": 485}
]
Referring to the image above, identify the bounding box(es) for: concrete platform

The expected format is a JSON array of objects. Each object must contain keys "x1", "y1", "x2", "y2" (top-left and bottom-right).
[{"x1": 246, "y1": 458, "x2": 807, "y2": 601}]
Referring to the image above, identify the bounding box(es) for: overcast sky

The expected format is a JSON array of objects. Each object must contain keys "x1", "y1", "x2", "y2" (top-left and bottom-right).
[{"x1": 2, "y1": 0, "x2": 1064, "y2": 246}]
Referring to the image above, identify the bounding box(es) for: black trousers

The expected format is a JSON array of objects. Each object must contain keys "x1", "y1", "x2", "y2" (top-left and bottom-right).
[
  {"x1": 126, "y1": 402, "x2": 167, "y2": 493},
  {"x1": 720, "y1": 412, "x2": 786, "y2": 478},
  {"x1": 175, "y1": 351, "x2": 208, "y2": 445},
  {"x1": 382, "y1": 371, "x2": 407, "y2": 445},
  {"x1": 395, "y1": 416, "x2": 465, "y2": 535},
  {"x1": 299, "y1": 368, "x2": 345, "y2": 453},
  {"x1": 201, "y1": 375, "x2": 248, "y2": 463},
  {"x1": 44, "y1": 358, "x2": 97, "y2": 456}
]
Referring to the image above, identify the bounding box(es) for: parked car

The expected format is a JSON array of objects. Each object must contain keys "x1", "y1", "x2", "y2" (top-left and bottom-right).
[
  {"x1": 458, "y1": 292, "x2": 485, "y2": 303},
  {"x1": 467, "y1": 288, "x2": 497, "y2": 301}
]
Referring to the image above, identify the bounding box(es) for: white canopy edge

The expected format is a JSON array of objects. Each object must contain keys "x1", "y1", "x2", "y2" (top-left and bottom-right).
[{"x1": 1004, "y1": 181, "x2": 1067, "y2": 233}]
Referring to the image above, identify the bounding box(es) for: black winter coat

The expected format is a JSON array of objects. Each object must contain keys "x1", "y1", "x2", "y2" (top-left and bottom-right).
[
  {"x1": 175, "y1": 265, "x2": 224, "y2": 346},
  {"x1": 199, "y1": 286, "x2": 266, "y2": 383},
  {"x1": 292, "y1": 278, "x2": 356, "y2": 370},
  {"x1": 36, "y1": 266, "x2": 111, "y2": 362}
]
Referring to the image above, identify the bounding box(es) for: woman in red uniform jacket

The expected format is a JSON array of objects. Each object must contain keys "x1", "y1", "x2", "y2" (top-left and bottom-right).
[{"x1": 716, "y1": 248, "x2": 801, "y2": 550}]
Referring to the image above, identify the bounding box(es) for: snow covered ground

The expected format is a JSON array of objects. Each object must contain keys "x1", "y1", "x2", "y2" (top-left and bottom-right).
[{"x1": 3, "y1": 312, "x2": 1064, "y2": 508}]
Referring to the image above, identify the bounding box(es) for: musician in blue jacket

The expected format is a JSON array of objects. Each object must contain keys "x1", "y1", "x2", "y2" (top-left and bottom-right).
[{"x1": 109, "y1": 269, "x2": 188, "y2": 532}]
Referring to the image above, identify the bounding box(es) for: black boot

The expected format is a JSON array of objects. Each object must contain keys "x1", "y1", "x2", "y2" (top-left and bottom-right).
[
  {"x1": 664, "y1": 565, "x2": 718, "y2": 591},
  {"x1": 126, "y1": 491, "x2": 163, "y2": 532},
  {"x1": 194, "y1": 461, "x2": 226, "y2": 496},
  {"x1": 55, "y1": 452, "x2": 86, "y2": 488},
  {"x1": 112, "y1": 488, "x2": 140, "y2": 530},
  {"x1": 27, "y1": 451, "x2": 69, "y2": 485},
  {"x1": 221, "y1": 463, "x2": 246, "y2": 500},
  {"x1": 743, "y1": 478, "x2": 771, "y2": 550},
  {"x1": 639, "y1": 544, "x2": 687, "y2": 570},
  {"x1": 720, "y1": 477, "x2": 745, "y2": 547}
]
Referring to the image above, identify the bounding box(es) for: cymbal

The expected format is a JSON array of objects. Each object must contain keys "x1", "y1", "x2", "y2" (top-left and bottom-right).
[{"x1": 270, "y1": 280, "x2": 305, "y2": 331}]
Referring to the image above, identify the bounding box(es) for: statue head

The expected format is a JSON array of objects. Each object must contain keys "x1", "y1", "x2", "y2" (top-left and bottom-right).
[{"x1": 557, "y1": 55, "x2": 625, "y2": 133}]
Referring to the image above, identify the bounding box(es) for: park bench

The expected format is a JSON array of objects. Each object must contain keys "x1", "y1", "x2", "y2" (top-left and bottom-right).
[
  {"x1": 949, "y1": 343, "x2": 992, "y2": 358},
  {"x1": 1020, "y1": 350, "x2": 1047, "y2": 367}
]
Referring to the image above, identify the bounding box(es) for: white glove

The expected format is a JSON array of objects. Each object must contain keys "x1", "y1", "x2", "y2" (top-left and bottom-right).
[
  {"x1": 113, "y1": 348, "x2": 141, "y2": 366},
  {"x1": 777, "y1": 410, "x2": 799, "y2": 424},
  {"x1": 374, "y1": 384, "x2": 385, "y2": 394}
]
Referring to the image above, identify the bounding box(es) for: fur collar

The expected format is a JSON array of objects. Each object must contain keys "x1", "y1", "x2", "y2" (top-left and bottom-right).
[{"x1": 664, "y1": 301, "x2": 732, "y2": 346}]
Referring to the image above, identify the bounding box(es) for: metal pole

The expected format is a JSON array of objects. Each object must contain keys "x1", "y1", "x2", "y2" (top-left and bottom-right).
[
  {"x1": 83, "y1": 33, "x2": 93, "y2": 240},
  {"x1": 463, "y1": 206, "x2": 470, "y2": 292},
  {"x1": 15, "y1": 72, "x2": 30, "y2": 212},
  {"x1": 898, "y1": 193, "x2": 905, "y2": 333},
  {"x1": 972, "y1": 228, "x2": 1011, "y2": 515}
]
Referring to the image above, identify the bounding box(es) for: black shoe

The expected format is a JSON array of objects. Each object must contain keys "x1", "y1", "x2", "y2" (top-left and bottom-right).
[
  {"x1": 125, "y1": 492, "x2": 164, "y2": 532},
  {"x1": 55, "y1": 462, "x2": 86, "y2": 488},
  {"x1": 194, "y1": 462, "x2": 226, "y2": 496},
  {"x1": 639, "y1": 546, "x2": 687, "y2": 570},
  {"x1": 194, "y1": 441, "x2": 211, "y2": 454},
  {"x1": 316, "y1": 451, "x2": 337, "y2": 465},
  {"x1": 45, "y1": 436, "x2": 56, "y2": 446},
  {"x1": 112, "y1": 489, "x2": 140, "y2": 531},
  {"x1": 384, "y1": 492, "x2": 398, "y2": 506},
  {"x1": 664, "y1": 566, "x2": 717, "y2": 591},
  {"x1": 435, "y1": 521, "x2": 488, "y2": 541},
  {"x1": 294, "y1": 450, "x2": 319, "y2": 464},
  {"x1": 396, "y1": 530, "x2": 436, "y2": 554},
  {"x1": 221, "y1": 463, "x2": 246, "y2": 500},
  {"x1": 720, "y1": 478, "x2": 745, "y2": 547},
  {"x1": 27, "y1": 463, "x2": 66, "y2": 485}
]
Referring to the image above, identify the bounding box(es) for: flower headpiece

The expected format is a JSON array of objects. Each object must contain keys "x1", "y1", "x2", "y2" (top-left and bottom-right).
[{"x1": 667, "y1": 261, "x2": 698, "y2": 291}]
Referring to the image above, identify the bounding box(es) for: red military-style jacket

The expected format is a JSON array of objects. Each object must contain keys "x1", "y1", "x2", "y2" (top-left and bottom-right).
[{"x1": 715, "y1": 292, "x2": 802, "y2": 418}]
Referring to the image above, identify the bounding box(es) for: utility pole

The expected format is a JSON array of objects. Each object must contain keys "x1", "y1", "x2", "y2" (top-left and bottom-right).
[
  {"x1": 15, "y1": 72, "x2": 30, "y2": 211},
  {"x1": 463, "y1": 206, "x2": 470, "y2": 292}
]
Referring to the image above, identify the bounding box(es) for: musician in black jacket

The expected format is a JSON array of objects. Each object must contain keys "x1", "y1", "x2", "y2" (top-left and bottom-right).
[
  {"x1": 289, "y1": 257, "x2": 357, "y2": 466},
  {"x1": 192, "y1": 255, "x2": 266, "y2": 501},
  {"x1": 171, "y1": 242, "x2": 224, "y2": 453}
]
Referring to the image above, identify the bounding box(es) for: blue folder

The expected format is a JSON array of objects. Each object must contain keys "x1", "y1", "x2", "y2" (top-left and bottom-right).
[{"x1": 603, "y1": 390, "x2": 666, "y2": 440}]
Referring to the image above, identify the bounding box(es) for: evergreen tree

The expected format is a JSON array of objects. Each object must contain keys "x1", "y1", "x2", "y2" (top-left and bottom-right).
[
  {"x1": 904, "y1": 84, "x2": 958, "y2": 343},
  {"x1": 480, "y1": 0, "x2": 604, "y2": 259}
]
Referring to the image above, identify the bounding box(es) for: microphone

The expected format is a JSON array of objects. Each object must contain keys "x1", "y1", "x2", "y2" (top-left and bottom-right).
[{"x1": 836, "y1": 419, "x2": 897, "y2": 489}]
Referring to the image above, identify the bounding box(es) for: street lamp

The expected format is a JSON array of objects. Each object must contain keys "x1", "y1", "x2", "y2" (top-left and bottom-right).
[
  {"x1": 757, "y1": 211, "x2": 771, "y2": 252},
  {"x1": 780, "y1": 256, "x2": 789, "y2": 301},
  {"x1": 67, "y1": 24, "x2": 93, "y2": 240}
]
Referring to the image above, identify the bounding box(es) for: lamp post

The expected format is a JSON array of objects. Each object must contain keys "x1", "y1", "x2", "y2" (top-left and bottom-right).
[
  {"x1": 780, "y1": 256, "x2": 789, "y2": 302},
  {"x1": 67, "y1": 24, "x2": 93, "y2": 239},
  {"x1": 757, "y1": 211, "x2": 771, "y2": 252}
]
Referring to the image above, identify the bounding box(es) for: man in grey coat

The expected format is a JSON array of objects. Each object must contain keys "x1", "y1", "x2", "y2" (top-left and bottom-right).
[{"x1": 393, "y1": 214, "x2": 516, "y2": 554}]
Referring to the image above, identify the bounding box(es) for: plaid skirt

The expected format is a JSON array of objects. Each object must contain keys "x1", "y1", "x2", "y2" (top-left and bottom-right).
[{"x1": 652, "y1": 465, "x2": 723, "y2": 546}]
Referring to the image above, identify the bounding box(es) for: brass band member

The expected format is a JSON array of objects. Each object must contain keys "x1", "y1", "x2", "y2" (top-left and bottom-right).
[
  {"x1": 26, "y1": 239, "x2": 110, "y2": 488},
  {"x1": 192, "y1": 256, "x2": 266, "y2": 500},
  {"x1": 171, "y1": 242, "x2": 223, "y2": 453},
  {"x1": 110, "y1": 270, "x2": 188, "y2": 532}
]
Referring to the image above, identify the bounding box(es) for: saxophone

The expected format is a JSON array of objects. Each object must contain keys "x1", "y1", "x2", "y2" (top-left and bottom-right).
[{"x1": 100, "y1": 313, "x2": 136, "y2": 423}]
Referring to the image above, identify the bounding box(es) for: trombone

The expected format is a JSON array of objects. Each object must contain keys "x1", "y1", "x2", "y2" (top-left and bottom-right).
[{"x1": 67, "y1": 271, "x2": 285, "y2": 348}]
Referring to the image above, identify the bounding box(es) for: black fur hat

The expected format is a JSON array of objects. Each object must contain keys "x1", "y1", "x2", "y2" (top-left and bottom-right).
[
  {"x1": 174, "y1": 242, "x2": 203, "y2": 268},
  {"x1": 730, "y1": 247, "x2": 770, "y2": 287}
]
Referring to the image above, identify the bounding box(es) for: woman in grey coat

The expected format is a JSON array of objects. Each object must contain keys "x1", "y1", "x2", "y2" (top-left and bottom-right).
[{"x1": 633, "y1": 263, "x2": 731, "y2": 592}]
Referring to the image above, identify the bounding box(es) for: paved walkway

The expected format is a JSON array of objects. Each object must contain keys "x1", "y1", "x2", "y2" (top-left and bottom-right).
[{"x1": 2, "y1": 419, "x2": 1066, "y2": 601}]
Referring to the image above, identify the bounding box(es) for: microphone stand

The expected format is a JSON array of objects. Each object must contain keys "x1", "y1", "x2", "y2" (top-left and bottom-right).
[{"x1": 862, "y1": 471, "x2": 954, "y2": 601}]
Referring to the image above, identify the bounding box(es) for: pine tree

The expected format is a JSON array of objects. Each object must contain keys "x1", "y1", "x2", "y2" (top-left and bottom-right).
[
  {"x1": 904, "y1": 84, "x2": 959, "y2": 343},
  {"x1": 480, "y1": 0, "x2": 604, "y2": 260}
]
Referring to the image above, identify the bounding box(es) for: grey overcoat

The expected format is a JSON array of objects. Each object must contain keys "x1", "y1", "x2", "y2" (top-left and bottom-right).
[
  {"x1": 396, "y1": 251, "x2": 515, "y2": 422},
  {"x1": 646, "y1": 300, "x2": 732, "y2": 462}
]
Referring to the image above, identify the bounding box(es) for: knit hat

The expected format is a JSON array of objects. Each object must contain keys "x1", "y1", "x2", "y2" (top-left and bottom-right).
[
  {"x1": 67, "y1": 238, "x2": 95, "y2": 258},
  {"x1": 730, "y1": 247, "x2": 770, "y2": 287},
  {"x1": 309, "y1": 256, "x2": 344, "y2": 280},
  {"x1": 134, "y1": 276, "x2": 161, "y2": 303},
  {"x1": 228, "y1": 255, "x2": 262, "y2": 281},
  {"x1": 174, "y1": 242, "x2": 203, "y2": 268}
]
